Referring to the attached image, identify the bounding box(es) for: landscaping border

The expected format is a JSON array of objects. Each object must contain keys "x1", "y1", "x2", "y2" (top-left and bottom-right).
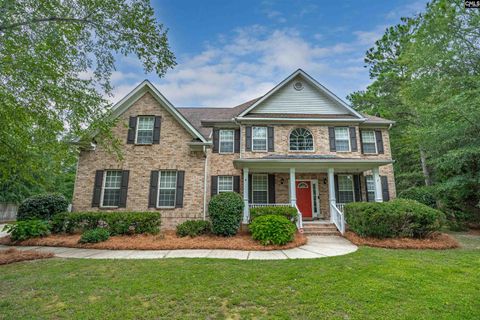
[{"x1": 344, "y1": 231, "x2": 459, "y2": 249}]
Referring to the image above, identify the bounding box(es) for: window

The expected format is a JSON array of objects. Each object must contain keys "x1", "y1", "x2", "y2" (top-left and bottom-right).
[
  {"x1": 338, "y1": 175, "x2": 355, "y2": 203},
  {"x1": 219, "y1": 130, "x2": 234, "y2": 153},
  {"x1": 361, "y1": 131, "x2": 377, "y2": 154},
  {"x1": 136, "y1": 116, "x2": 155, "y2": 144},
  {"x1": 101, "y1": 171, "x2": 122, "y2": 207},
  {"x1": 218, "y1": 176, "x2": 234, "y2": 193},
  {"x1": 157, "y1": 171, "x2": 177, "y2": 208},
  {"x1": 252, "y1": 174, "x2": 268, "y2": 203},
  {"x1": 289, "y1": 128, "x2": 313, "y2": 151},
  {"x1": 365, "y1": 175, "x2": 375, "y2": 202},
  {"x1": 252, "y1": 127, "x2": 267, "y2": 151},
  {"x1": 335, "y1": 127, "x2": 350, "y2": 152}
]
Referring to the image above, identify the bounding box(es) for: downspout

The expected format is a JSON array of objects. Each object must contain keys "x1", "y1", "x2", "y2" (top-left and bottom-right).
[{"x1": 202, "y1": 145, "x2": 209, "y2": 220}]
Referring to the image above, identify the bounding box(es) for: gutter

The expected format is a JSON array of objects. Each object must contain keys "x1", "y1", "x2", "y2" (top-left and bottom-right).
[
  {"x1": 202, "y1": 145, "x2": 209, "y2": 220},
  {"x1": 235, "y1": 117, "x2": 366, "y2": 123}
]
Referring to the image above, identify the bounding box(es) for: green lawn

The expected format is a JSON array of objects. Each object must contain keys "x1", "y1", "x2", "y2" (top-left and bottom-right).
[{"x1": 1, "y1": 236, "x2": 479, "y2": 319}]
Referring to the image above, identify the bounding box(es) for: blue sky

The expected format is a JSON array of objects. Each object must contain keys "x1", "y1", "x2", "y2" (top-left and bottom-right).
[{"x1": 111, "y1": 0, "x2": 427, "y2": 107}]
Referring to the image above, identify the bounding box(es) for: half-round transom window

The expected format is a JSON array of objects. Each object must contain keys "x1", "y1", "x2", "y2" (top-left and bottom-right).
[{"x1": 289, "y1": 128, "x2": 314, "y2": 151}]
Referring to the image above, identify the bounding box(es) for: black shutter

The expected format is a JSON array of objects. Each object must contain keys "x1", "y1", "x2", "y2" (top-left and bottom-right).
[
  {"x1": 364, "y1": 176, "x2": 370, "y2": 202},
  {"x1": 267, "y1": 127, "x2": 274, "y2": 152},
  {"x1": 127, "y1": 116, "x2": 137, "y2": 144},
  {"x1": 334, "y1": 174, "x2": 339, "y2": 202},
  {"x1": 381, "y1": 176, "x2": 390, "y2": 201},
  {"x1": 248, "y1": 174, "x2": 252, "y2": 202},
  {"x1": 353, "y1": 174, "x2": 361, "y2": 202},
  {"x1": 350, "y1": 127, "x2": 358, "y2": 152},
  {"x1": 360, "y1": 130, "x2": 365, "y2": 154},
  {"x1": 328, "y1": 127, "x2": 336, "y2": 151},
  {"x1": 376, "y1": 130, "x2": 384, "y2": 154},
  {"x1": 153, "y1": 116, "x2": 161, "y2": 144},
  {"x1": 268, "y1": 174, "x2": 275, "y2": 204},
  {"x1": 148, "y1": 171, "x2": 159, "y2": 208},
  {"x1": 212, "y1": 129, "x2": 219, "y2": 153},
  {"x1": 233, "y1": 176, "x2": 240, "y2": 193},
  {"x1": 234, "y1": 129, "x2": 240, "y2": 153},
  {"x1": 92, "y1": 170, "x2": 104, "y2": 207},
  {"x1": 245, "y1": 126, "x2": 252, "y2": 151},
  {"x1": 118, "y1": 170, "x2": 129, "y2": 208},
  {"x1": 211, "y1": 176, "x2": 218, "y2": 196},
  {"x1": 175, "y1": 171, "x2": 185, "y2": 208}
]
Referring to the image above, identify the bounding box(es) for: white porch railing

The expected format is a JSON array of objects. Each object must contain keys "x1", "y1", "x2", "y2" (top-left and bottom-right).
[
  {"x1": 248, "y1": 203, "x2": 303, "y2": 231},
  {"x1": 330, "y1": 203, "x2": 346, "y2": 235},
  {"x1": 336, "y1": 203, "x2": 346, "y2": 214}
]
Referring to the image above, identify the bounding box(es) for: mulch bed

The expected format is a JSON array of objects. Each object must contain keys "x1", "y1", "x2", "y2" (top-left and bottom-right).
[
  {"x1": 0, "y1": 231, "x2": 307, "y2": 251},
  {"x1": 0, "y1": 248, "x2": 54, "y2": 265},
  {"x1": 344, "y1": 231, "x2": 459, "y2": 250}
]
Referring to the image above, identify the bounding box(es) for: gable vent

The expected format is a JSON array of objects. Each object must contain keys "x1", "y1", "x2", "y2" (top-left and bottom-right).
[{"x1": 293, "y1": 81, "x2": 304, "y2": 91}]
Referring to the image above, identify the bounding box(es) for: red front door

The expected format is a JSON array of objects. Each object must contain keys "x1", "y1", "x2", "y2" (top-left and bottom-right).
[{"x1": 296, "y1": 180, "x2": 312, "y2": 219}]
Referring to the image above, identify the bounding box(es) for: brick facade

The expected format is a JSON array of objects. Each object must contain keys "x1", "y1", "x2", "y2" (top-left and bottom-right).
[{"x1": 73, "y1": 90, "x2": 397, "y2": 229}]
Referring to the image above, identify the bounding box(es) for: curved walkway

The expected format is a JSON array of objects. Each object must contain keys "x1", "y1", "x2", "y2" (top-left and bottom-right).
[{"x1": 0, "y1": 236, "x2": 357, "y2": 260}]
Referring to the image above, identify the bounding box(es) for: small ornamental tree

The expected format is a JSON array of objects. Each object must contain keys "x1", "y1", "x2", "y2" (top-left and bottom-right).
[{"x1": 208, "y1": 192, "x2": 244, "y2": 236}]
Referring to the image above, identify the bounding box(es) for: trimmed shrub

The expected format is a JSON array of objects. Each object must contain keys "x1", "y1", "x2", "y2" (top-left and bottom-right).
[
  {"x1": 398, "y1": 186, "x2": 437, "y2": 208},
  {"x1": 79, "y1": 228, "x2": 110, "y2": 244},
  {"x1": 345, "y1": 199, "x2": 445, "y2": 239},
  {"x1": 3, "y1": 220, "x2": 50, "y2": 241},
  {"x1": 208, "y1": 192, "x2": 244, "y2": 236},
  {"x1": 17, "y1": 193, "x2": 69, "y2": 221},
  {"x1": 50, "y1": 211, "x2": 161, "y2": 235},
  {"x1": 250, "y1": 206, "x2": 298, "y2": 222},
  {"x1": 176, "y1": 220, "x2": 211, "y2": 237},
  {"x1": 250, "y1": 215, "x2": 296, "y2": 246}
]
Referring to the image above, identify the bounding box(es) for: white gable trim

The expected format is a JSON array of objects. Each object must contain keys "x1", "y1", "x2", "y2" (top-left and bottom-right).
[
  {"x1": 237, "y1": 69, "x2": 365, "y2": 119},
  {"x1": 110, "y1": 80, "x2": 207, "y2": 142}
]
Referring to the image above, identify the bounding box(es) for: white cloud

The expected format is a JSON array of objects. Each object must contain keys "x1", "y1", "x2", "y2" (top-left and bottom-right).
[{"x1": 110, "y1": 23, "x2": 391, "y2": 107}]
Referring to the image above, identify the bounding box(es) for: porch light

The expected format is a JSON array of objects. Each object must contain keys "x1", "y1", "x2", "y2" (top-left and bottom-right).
[{"x1": 280, "y1": 178, "x2": 285, "y2": 185}]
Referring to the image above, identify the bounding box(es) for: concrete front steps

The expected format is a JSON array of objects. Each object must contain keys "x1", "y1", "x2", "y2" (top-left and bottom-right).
[{"x1": 302, "y1": 221, "x2": 340, "y2": 236}]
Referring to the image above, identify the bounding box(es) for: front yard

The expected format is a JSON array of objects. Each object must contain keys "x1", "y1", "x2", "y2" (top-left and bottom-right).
[{"x1": 1, "y1": 234, "x2": 479, "y2": 319}]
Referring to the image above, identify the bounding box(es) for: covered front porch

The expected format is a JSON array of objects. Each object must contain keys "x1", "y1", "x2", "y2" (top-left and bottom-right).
[{"x1": 233, "y1": 156, "x2": 393, "y2": 234}]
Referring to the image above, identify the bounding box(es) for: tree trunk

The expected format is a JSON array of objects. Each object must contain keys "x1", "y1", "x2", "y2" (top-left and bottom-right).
[{"x1": 420, "y1": 147, "x2": 432, "y2": 186}]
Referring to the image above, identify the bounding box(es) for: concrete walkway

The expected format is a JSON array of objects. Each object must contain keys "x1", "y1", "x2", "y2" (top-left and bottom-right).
[{"x1": 0, "y1": 236, "x2": 357, "y2": 260}]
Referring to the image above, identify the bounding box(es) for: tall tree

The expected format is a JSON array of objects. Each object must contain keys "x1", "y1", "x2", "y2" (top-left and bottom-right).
[{"x1": 0, "y1": 0, "x2": 176, "y2": 202}]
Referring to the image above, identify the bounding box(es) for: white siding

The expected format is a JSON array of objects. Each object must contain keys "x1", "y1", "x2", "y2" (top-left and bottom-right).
[{"x1": 250, "y1": 76, "x2": 350, "y2": 115}]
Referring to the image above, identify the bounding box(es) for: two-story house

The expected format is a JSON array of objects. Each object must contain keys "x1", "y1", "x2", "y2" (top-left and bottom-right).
[{"x1": 72, "y1": 69, "x2": 396, "y2": 233}]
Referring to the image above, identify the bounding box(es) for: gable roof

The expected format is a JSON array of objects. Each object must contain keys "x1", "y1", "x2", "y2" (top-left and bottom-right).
[
  {"x1": 110, "y1": 80, "x2": 207, "y2": 142},
  {"x1": 237, "y1": 69, "x2": 365, "y2": 119}
]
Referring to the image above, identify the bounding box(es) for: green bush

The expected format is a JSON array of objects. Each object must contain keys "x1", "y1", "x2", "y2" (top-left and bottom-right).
[
  {"x1": 345, "y1": 199, "x2": 445, "y2": 239},
  {"x1": 398, "y1": 186, "x2": 437, "y2": 208},
  {"x1": 250, "y1": 206, "x2": 298, "y2": 222},
  {"x1": 249, "y1": 215, "x2": 296, "y2": 246},
  {"x1": 17, "y1": 193, "x2": 69, "y2": 221},
  {"x1": 208, "y1": 192, "x2": 244, "y2": 236},
  {"x1": 3, "y1": 220, "x2": 50, "y2": 241},
  {"x1": 50, "y1": 211, "x2": 161, "y2": 235},
  {"x1": 176, "y1": 220, "x2": 211, "y2": 237},
  {"x1": 79, "y1": 228, "x2": 110, "y2": 244}
]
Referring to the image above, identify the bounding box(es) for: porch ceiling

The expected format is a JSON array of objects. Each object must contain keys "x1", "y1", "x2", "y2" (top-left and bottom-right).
[{"x1": 233, "y1": 157, "x2": 394, "y2": 173}]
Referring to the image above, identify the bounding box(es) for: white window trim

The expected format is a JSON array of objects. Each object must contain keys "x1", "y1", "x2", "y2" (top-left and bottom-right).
[
  {"x1": 338, "y1": 174, "x2": 355, "y2": 203},
  {"x1": 335, "y1": 127, "x2": 351, "y2": 152},
  {"x1": 365, "y1": 175, "x2": 375, "y2": 202},
  {"x1": 217, "y1": 176, "x2": 234, "y2": 194},
  {"x1": 251, "y1": 173, "x2": 269, "y2": 204},
  {"x1": 288, "y1": 128, "x2": 315, "y2": 152},
  {"x1": 156, "y1": 170, "x2": 177, "y2": 209},
  {"x1": 100, "y1": 170, "x2": 121, "y2": 208},
  {"x1": 252, "y1": 126, "x2": 268, "y2": 152},
  {"x1": 135, "y1": 116, "x2": 155, "y2": 145},
  {"x1": 361, "y1": 130, "x2": 378, "y2": 154},
  {"x1": 219, "y1": 129, "x2": 235, "y2": 154}
]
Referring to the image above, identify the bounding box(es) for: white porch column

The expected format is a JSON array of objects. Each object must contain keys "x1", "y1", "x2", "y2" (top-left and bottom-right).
[
  {"x1": 243, "y1": 168, "x2": 249, "y2": 223},
  {"x1": 372, "y1": 167, "x2": 383, "y2": 202},
  {"x1": 328, "y1": 168, "x2": 336, "y2": 222},
  {"x1": 289, "y1": 167, "x2": 296, "y2": 206}
]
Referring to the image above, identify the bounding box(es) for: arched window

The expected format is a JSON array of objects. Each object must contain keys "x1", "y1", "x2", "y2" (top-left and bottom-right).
[{"x1": 289, "y1": 128, "x2": 313, "y2": 151}]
